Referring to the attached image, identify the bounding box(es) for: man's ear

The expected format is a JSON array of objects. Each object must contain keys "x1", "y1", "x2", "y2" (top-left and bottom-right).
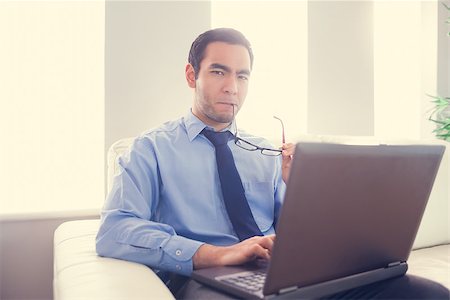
[{"x1": 185, "y1": 64, "x2": 196, "y2": 88}]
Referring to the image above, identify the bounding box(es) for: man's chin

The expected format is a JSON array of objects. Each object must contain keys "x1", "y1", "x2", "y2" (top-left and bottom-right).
[
  {"x1": 208, "y1": 113, "x2": 234, "y2": 125},
  {"x1": 215, "y1": 118, "x2": 234, "y2": 125}
]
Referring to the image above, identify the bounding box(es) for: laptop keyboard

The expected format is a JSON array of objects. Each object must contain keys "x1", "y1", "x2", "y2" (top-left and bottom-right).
[{"x1": 217, "y1": 271, "x2": 266, "y2": 292}]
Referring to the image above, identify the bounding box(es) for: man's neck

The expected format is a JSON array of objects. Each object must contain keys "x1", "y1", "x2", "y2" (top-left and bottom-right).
[{"x1": 191, "y1": 110, "x2": 232, "y2": 132}]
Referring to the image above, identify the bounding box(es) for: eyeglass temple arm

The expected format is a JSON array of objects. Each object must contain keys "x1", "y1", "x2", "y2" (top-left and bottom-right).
[{"x1": 273, "y1": 116, "x2": 285, "y2": 144}]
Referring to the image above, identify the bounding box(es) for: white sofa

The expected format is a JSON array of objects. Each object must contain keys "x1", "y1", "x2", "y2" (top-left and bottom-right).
[{"x1": 53, "y1": 136, "x2": 450, "y2": 300}]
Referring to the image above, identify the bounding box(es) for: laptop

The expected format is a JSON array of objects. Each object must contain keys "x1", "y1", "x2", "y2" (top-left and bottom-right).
[{"x1": 192, "y1": 142, "x2": 445, "y2": 299}]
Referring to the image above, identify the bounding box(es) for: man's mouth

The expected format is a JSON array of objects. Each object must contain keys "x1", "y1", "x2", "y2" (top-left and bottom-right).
[{"x1": 217, "y1": 102, "x2": 237, "y2": 107}]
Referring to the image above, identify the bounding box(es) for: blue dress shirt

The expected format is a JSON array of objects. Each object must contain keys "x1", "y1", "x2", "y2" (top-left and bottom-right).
[{"x1": 96, "y1": 110, "x2": 286, "y2": 279}]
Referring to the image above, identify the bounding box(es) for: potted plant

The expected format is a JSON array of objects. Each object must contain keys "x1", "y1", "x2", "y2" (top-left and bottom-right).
[{"x1": 429, "y1": 95, "x2": 450, "y2": 141}]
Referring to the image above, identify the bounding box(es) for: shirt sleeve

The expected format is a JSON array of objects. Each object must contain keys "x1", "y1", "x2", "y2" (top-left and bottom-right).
[{"x1": 95, "y1": 136, "x2": 204, "y2": 276}]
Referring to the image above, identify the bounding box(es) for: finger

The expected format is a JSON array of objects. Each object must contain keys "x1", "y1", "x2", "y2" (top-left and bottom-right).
[
  {"x1": 265, "y1": 234, "x2": 276, "y2": 241},
  {"x1": 281, "y1": 144, "x2": 294, "y2": 155},
  {"x1": 282, "y1": 151, "x2": 293, "y2": 161},
  {"x1": 252, "y1": 234, "x2": 275, "y2": 243},
  {"x1": 251, "y1": 244, "x2": 271, "y2": 260},
  {"x1": 282, "y1": 150, "x2": 293, "y2": 157},
  {"x1": 244, "y1": 238, "x2": 272, "y2": 259},
  {"x1": 251, "y1": 236, "x2": 275, "y2": 255},
  {"x1": 258, "y1": 237, "x2": 275, "y2": 254},
  {"x1": 282, "y1": 143, "x2": 295, "y2": 150}
]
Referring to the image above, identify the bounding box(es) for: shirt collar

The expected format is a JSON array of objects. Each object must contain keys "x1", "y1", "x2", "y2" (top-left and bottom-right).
[{"x1": 183, "y1": 109, "x2": 237, "y2": 142}]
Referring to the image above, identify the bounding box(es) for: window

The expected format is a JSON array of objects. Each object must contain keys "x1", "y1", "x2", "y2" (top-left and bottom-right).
[
  {"x1": 0, "y1": 2, "x2": 105, "y2": 215},
  {"x1": 212, "y1": 1, "x2": 308, "y2": 145}
]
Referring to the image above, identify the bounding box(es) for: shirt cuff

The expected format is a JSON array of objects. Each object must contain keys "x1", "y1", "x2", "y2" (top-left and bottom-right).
[{"x1": 160, "y1": 235, "x2": 204, "y2": 276}]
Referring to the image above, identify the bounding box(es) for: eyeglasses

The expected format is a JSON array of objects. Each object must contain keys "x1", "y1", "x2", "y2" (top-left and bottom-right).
[{"x1": 234, "y1": 116, "x2": 285, "y2": 156}]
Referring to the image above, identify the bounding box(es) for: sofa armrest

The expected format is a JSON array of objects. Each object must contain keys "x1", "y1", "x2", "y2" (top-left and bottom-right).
[
  {"x1": 409, "y1": 244, "x2": 450, "y2": 289},
  {"x1": 53, "y1": 219, "x2": 174, "y2": 300}
]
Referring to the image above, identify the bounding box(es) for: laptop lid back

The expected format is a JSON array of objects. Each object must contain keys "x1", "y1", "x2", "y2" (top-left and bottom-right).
[{"x1": 263, "y1": 143, "x2": 445, "y2": 295}]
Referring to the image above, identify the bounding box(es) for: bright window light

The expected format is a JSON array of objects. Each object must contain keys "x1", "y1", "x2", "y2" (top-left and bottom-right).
[
  {"x1": 373, "y1": 1, "x2": 423, "y2": 139},
  {"x1": 0, "y1": 2, "x2": 105, "y2": 215},
  {"x1": 212, "y1": 1, "x2": 308, "y2": 146}
]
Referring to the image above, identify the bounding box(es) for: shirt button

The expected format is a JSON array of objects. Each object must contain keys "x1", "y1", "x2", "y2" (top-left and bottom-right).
[
  {"x1": 176, "y1": 265, "x2": 181, "y2": 271},
  {"x1": 175, "y1": 249, "x2": 182, "y2": 256}
]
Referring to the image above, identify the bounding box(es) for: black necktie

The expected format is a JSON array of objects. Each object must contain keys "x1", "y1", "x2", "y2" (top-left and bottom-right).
[{"x1": 202, "y1": 129, "x2": 263, "y2": 241}]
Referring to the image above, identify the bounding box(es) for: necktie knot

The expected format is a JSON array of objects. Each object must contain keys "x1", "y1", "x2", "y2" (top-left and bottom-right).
[{"x1": 202, "y1": 129, "x2": 233, "y2": 147}]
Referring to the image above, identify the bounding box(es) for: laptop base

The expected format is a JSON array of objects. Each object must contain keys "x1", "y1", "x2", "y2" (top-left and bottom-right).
[
  {"x1": 193, "y1": 262, "x2": 408, "y2": 299},
  {"x1": 268, "y1": 262, "x2": 408, "y2": 299}
]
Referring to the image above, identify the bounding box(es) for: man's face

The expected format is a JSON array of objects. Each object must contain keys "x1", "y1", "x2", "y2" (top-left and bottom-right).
[{"x1": 187, "y1": 42, "x2": 251, "y2": 131}]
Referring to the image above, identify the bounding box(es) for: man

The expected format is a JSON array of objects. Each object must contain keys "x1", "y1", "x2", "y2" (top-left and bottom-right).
[
  {"x1": 97, "y1": 27, "x2": 293, "y2": 294},
  {"x1": 97, "y1": 28, "x2": 449, "y2": 299}
]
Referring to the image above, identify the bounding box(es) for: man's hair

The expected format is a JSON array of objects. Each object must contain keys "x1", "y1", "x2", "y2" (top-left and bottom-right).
[{"x1": 188, "y1": 28, "x2": 254, "y2": 79}]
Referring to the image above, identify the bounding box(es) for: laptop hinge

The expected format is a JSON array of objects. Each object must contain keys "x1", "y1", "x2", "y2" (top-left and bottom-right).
[
  {"x1": 387, "y1": 261, "x2": 402, "y2": 268},
  {"x1": 278, "y1": 285, "x2": 297, "y2": 295}
]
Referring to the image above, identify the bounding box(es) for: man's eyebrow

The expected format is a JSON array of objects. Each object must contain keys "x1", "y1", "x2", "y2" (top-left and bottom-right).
[
  {"x1": 238, "y1": 69, "x2": 251, "y2": 76},
  {"x1": 209, "y1": 63, "x2": 231, "y2": 72},
  {"x1": 209, "y1": 63, "x2": 251, "y2": 76}
]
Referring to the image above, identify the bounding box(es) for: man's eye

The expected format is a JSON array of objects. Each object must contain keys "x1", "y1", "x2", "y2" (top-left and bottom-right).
[
  {"x1": 211, "y1": 70, "x2": 224, "y2": 76},
  {"x1": 239, "y1": 75, "x2": 249, "y2": 81}
]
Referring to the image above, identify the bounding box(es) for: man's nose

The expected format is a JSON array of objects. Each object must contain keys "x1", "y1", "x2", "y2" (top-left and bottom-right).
[{"x1": 223, "y1": 76, "x2": 238, "y2": 95}]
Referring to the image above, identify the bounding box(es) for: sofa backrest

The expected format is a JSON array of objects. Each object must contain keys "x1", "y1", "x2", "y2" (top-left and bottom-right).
[
  {"x1": 107, "y1": 136, "x2": 449, "y2": 250},
  {"x1": 107, "y1": 137, "x2": 135, "y2": 193}
]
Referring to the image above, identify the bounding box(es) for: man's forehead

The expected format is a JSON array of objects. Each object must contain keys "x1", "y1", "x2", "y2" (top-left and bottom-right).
[{"x1": 202, "y1": 42, "x2": 251, "y2": 70}]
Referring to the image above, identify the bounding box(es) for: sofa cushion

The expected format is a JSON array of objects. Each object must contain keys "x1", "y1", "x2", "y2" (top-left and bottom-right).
[{"x1": 54, "y1": 220, "x2": 174, "y2": 300}]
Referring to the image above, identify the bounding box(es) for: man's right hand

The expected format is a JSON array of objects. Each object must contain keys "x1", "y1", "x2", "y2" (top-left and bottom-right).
[{"x1": 193, "y1": 235, "x2": 275, "y2": 269}]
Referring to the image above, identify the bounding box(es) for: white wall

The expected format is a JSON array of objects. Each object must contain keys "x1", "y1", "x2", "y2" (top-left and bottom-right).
[
  {"x1": 105, "y1": 1, "x2": 211, "y2": 152},
  {"x1": 308, "y1": 1, "x2": 374, "y2": 136}
]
